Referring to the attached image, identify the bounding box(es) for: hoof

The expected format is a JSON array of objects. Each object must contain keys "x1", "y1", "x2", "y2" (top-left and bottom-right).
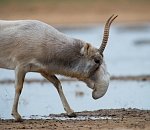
[
  {"x1": 14, "y1": 118, "x2": 23, "y2": 122},
  {"x1": 68, "y1": 112, "x2": 77, "y2": 118},
  {"x1": 11, "y1": 113, "x2": 23, "y2": 122}
]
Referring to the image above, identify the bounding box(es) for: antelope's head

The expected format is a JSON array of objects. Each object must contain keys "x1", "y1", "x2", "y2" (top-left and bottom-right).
[{"x1": 78, "y1": 15, "x2": 118, "y2": 99}]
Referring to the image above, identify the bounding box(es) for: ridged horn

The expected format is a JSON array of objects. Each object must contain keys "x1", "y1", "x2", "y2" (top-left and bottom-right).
[{"x1": 99, "y1": 14, "x2": 118, "y2": 54}]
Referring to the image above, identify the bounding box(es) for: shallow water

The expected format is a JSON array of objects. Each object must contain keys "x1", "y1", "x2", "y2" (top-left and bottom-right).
[
  {"x1": 0, "y1": 80, "x2": 150, "y2": 119},
  {"x1": 27, "y1": 115, "x2": 112, "y2": 120},
  {"x1": 0, "y1": 24, "x2": 150, "y2": 119}
]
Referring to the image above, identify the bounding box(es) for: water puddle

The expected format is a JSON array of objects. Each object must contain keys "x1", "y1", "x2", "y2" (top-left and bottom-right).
[
  {"x1": 0, "y1": 80, "x2": 150, "y2": 119},
  {"x1": 25, "y1": 115, "x2": 112, "y2": 120}
]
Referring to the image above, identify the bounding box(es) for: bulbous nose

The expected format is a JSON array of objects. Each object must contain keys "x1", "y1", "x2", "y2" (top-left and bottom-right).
[{"x1": 92, "y1": 89, "x2": 105, "y2": 99}]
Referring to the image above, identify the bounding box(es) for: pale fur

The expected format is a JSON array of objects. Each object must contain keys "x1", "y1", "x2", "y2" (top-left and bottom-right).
[{"x1": 0, "y1": 20, "x2": 110, "y2": 121}]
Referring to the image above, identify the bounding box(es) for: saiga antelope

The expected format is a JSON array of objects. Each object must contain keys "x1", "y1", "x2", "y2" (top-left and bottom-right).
[{"x1": 0, "y1": 15, "x2": 117, "y2": 121}]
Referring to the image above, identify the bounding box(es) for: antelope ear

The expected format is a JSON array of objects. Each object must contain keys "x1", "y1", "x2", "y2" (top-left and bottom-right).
[{"x1": 80, "y1": 43, "x2": 90, "y2": 56}]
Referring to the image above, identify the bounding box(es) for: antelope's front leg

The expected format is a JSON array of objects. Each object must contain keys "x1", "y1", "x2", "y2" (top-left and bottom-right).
[
  {"x1": 11, "y1": 67, "x2": 26, "y2": 121},
  {"x1": 41, "y1": 72, "x2": 76, "y2": 117}
]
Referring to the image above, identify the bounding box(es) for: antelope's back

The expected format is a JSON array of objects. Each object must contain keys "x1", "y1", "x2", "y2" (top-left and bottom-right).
[
  {"x1": 0, "y1": 20, "x2": 76, "y2": 70},
  {"x1": 0, "y1": 20, "x2": 60, "y2": 69}
]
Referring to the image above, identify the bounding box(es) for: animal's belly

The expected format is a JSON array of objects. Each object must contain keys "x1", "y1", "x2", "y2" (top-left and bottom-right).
[{"x1": 0, "y1": 58, "x2": 16, "y2": 70}]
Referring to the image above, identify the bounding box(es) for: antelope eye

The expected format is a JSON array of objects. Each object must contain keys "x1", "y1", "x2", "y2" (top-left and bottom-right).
[{"x1": 94, "y1": 58, "x2": 100, "y2": 64}]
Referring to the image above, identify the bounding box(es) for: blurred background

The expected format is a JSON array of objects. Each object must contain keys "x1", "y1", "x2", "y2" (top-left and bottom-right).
[
  {"x1": 0, "y1": 0, "x2": 150, "y2": 119},
  {"x1": 0, "y1": 0, "x2": 150, "y2": 25}
]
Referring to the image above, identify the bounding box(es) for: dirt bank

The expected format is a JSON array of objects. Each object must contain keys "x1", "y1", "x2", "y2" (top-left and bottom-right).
[{"x1": 0, "y1": 109, "x2": 150, "y2": 130}]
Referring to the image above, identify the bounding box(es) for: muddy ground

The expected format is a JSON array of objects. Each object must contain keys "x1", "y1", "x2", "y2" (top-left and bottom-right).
[
  {"x1": 0, "y1": 109, "x2": 150, "y2": 130},
  {"x1": 0, "y1": 75, "x2": 150, "y2": 84}
]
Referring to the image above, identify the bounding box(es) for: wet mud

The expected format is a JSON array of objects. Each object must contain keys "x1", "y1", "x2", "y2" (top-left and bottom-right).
[{"x1": 0, "y1": 109, "x2": 150, "y2": 130}]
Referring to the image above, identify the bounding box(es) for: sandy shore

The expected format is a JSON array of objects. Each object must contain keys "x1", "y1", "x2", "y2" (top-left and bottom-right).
[{"x1": 0, "y1": 109, "x2": 150, "y2": 130}]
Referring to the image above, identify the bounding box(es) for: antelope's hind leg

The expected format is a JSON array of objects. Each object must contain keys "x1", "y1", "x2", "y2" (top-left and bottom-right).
[
  {"x1": 41, "y1": 72, "x2": 76, "y2": 117},
  {"x1": 11, "y1": 67, "x2": 26, "y2": 121}
]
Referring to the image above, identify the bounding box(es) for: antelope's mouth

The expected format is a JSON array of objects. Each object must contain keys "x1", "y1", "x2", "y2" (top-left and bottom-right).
[
  {"x1": 92, "y1": 84, "x2": 100, "y2": 100},
  {"x1": 92, "y1": 89, "x2": 100, "y2": 100}
]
